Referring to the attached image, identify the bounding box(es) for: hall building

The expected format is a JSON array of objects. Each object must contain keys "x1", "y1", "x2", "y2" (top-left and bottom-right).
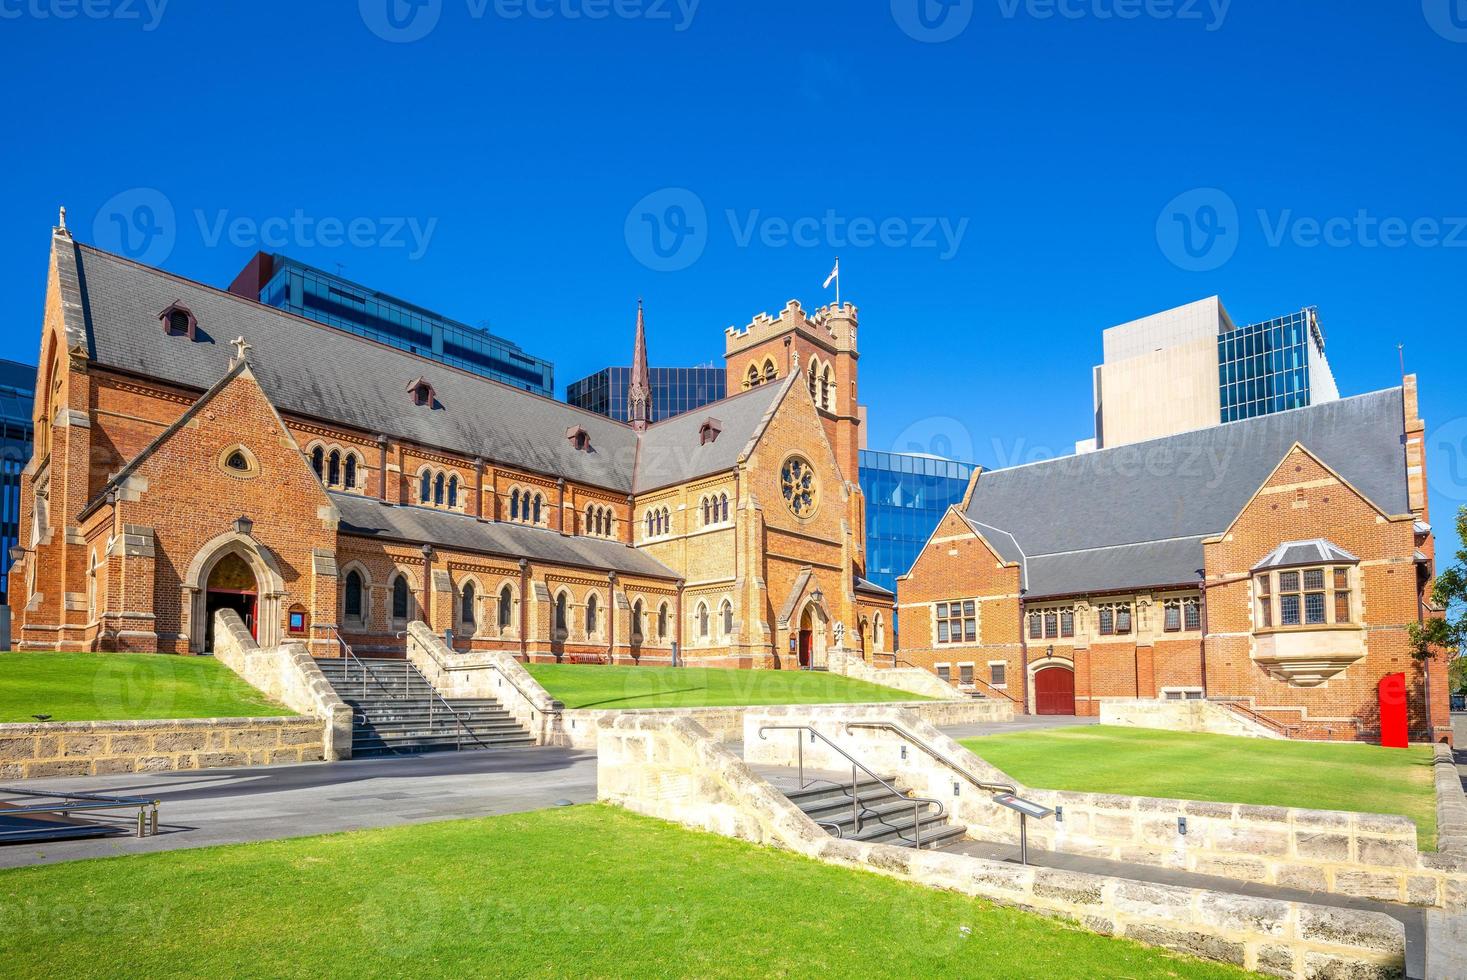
[
  {"x1": 898, "y1": 384, "x2": 1448, "y2": 742},
  {"x1": 11, "y1": 220, "x2": 893, "y2": 666}
]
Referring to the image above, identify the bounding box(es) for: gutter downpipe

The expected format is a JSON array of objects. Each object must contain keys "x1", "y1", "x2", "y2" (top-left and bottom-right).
[
  {"x1": 1018, "y1": 593, "x2": 1030, "y2": 715},
  {"x1": 518, "y1": 558, "x2": 529, "y2": 663},
  {"x1": 1199, "y1": 571, "x2": 1210, "y2": 698}
]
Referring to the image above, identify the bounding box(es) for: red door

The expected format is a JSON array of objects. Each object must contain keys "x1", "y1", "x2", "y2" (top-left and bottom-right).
[
  {"x1": 1034, "y1": 666, "x2": 1075, "y2": 715},
  {"x1": 798, "y1": 630, "x2": 812, "y2": 668}
]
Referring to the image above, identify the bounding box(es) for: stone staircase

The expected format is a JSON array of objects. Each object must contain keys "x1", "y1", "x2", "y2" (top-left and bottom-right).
[
  {"x1": 314, "y1": 657, "x2": 533, "y2": 757},
  {"x1": 781, "y1": 776, "x2": 966, "y2": 850}
]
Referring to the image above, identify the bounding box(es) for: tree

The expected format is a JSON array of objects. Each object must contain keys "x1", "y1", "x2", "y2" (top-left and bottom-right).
[{"x1": 1411, "y1": 505, "x2": 1467, "y2": 692}]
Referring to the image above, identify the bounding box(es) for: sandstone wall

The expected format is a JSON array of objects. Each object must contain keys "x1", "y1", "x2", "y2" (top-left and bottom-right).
[{"x1": 1100, "y1": 698, "x2": 1285, "y2": 738}]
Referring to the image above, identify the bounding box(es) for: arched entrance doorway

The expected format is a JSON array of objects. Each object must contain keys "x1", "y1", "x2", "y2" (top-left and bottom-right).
[
  {"x1": 205, "y1": 552, "x2": 258, "y2": 650},
  {"x1": 1033, "y1": 664, "x2": 1076, "y2": 715},
  {"x1": 796, "y1": 601, "x2": 828, "y2": 670}
]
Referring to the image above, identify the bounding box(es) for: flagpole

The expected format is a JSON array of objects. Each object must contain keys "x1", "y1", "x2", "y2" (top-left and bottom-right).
[{"x1": 835, "y1": 256, "x2": 840, "y2": 307}]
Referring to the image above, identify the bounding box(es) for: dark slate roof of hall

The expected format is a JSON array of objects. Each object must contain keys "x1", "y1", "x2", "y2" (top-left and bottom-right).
[
  {"x1": 633, "y1": 377, "x2": 787, "y2": 492},
  {"x1": 963, "y1": 388, "x2": 1408, "y2": 597},
  {"x1": 67, "y1": 242, "x2": 641, "y2": 492},
  {"x1": 330, "y1": 492, "x2": 678, "y2": 579}
]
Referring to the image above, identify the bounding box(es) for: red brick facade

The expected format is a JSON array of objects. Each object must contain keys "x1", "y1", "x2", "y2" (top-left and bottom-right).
[
  {"x1": 898, "y1": 391, "x2": 1449, "y2": 744},
  {"x1": 9, "y1": 231, "x2": 892, "y2": 669}
]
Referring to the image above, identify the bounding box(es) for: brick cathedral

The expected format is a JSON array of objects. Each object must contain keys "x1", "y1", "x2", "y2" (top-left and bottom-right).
[{"x1": 12, "y1": 222, "x2": 893, "y2": 667}]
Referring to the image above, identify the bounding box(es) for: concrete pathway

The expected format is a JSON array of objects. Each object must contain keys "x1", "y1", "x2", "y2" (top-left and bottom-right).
[{"x1": 0, "y1": 745, "x2": 596, "y2": 869}]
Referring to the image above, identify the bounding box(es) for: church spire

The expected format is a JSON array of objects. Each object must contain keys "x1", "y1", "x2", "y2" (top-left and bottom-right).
[{"x1": 628, "y1": 298, "x2": 651, "y2": 431}]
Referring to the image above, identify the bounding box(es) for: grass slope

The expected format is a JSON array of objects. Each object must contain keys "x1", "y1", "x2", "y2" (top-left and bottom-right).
[
  {"x1": 0, "y1": 652, "x2": 294, "y2": 723},
  {"x1": 963, "y1": 725, "x2": 1437, "y2": 848},
  {"x1": 525, "y1": 663, "x2": 928, "y2": 709},
  {"x1": 0, "y1": 806, "x2": 1246, "y2": 979}
]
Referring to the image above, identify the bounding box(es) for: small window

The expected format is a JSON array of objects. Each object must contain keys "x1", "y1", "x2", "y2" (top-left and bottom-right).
[
  {"x1": 288, "y1": 608, "x2": 309, "y2": 634},
  {"x1": 555, "y1": 593, "x2": 568, "y2": 633},
  {"x1": 720, "y1": 600, "x2": 733, "y2": 636},
  {"x1": 697, "y1": 603, "x2": 709, "y2": 638},
  {"x1": 1060, "y1": 609, "x2": 1074, "y2": 638},
  {"x1": 1183, "y1": 598, "x2": 1201, "y2": 632},
  {"x1": 344, "y1": 454, "x2": 358, "y2": 489},
  {"x1": 958, "y1": 663, "x2": 974, "y2": 686},
  {"x1": 461, "y1": 582, "x2": 476, "y2": 629},
  {"x1": 657, "y1": 604, "x2": 669, "y2": 640},
  {"x1": 1164, "y1": 602, "x2": 1181, "y2": 632},
  {"x1": 498, "y1": 586, "x2": 513, "y2": 629},
  {"x1": 586, "y1": 593, "x2": 599, "y2": 635},
  {"x1": 312, "y1": 446, "x2": 325, "y2": 478},
  {"x1": 989, "y1": 662, "x2": 1007, "y2": 687},
  {"x1": 328, "y1": 451, "x2": 341, "y2": 487},
  {"x1": 421, "y1": 472, "x2": 433, "y2": 505},
  {"x1": 226, "y1": 450, "x2": 250, "y2": 472},
  {"x1": 392, "y1": 577, "x2": 410, "y2": 621},
  {"x1": 1099, "y1": 607, "x2": 1114, "y2": 636},
  {"x1": 1028, "y1": 612, "x2": 1042, "y2": 640},
  {"x1": 1115, "y1": 605, "x2": 1132, "y2": 635},
  {"x1": 1043, "y1": 610, "x2": 1058, "y2": 639},
  {"x1": 345, "y1": 570, "x2": 364, "y2": 619},
  {"x1": 936, "y1": 664, "x2": 951, "y2": 683}
]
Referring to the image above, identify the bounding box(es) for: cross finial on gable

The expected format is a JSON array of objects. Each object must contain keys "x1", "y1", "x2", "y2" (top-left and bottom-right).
[{"x1": 230, "y1": 336, "x2": 253, "y2": 364}]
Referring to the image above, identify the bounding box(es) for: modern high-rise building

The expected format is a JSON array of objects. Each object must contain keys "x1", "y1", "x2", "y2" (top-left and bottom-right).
[
  {"x1": 1080, "y1": 297, "x2": 1338, "y2": 451},
  {"x1": 228, "y1": 252, "x2": 555, "y2": 396},
  {"x1": 859, "y1": 450, "x2": 978, "y2": 597},
  {"x1": 566, "y1": 366, "x2": 726, "y2": 424},
  {"x1": 0, "y1": 358, "x2": 36, "y2": 604}
]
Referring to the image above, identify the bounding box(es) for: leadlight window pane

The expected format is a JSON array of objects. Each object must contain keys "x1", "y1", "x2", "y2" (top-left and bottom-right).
[
  {"x1": 1279, "y1": 571, "x2": 1300, "y2": 593},
  {"x1": 1257, "y1": 575, "x2": 1271, "y2": 596},
  {"x1": 936, "y1": 603, "x2": 948, "y2": 619},
  {"x1": 1029, "y1": 615, "x2": 1042, "y2": 640},
  {"x1": 1334, "y1": 568, "x2": 1349, "y2": 589},
  {"x1": 936, "y1": 665, "x2": 950, "y2": 682},
  {"x1": 1303, "y1": 568, "x2": 1324, "y2": 591},
  {"x1": 1116, "y1": 606, "x2": 1131, "y2": 634},
  {"x1": 963, "y1": 601, "x2": 975, "y2": 618},
  {"x1": 1334, "y1": 591, "x2": 1350, "y2": 623},
  {"x1": 1060, "y1": 610, "x2": 1074, "y2": 637},
  {"x1": 1044, "y1": 611, "x2": 1058, "y2": 638},
  {"x1": 1281, "y1": 594, "x2": 1300, "y2": 626},
  {"x1": 1164, "y1": 605, "x2": 1181, "y2": 632},
  {"x1": 964, "y1": 620, "x2": 976, "y2": 642},
  {"x1": 1184, "y1": 601, "x2": 1201, "y2": 631},
  {"x1": 1305, "y1": 592, "x2": 1326, "y2": 625},
  {"x1": 990, "y1": 662, "x2": 1006, "y2": 686},
  {"x1": 1099, "y1": 608, "x2": 1114, "y2": 635},
  {"x1": 937, "y1": 621, "x2": 949, "y2": 643}
]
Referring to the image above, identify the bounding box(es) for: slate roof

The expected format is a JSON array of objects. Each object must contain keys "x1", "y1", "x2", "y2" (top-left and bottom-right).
[
  {"x1": 633, "y1": 377, "x2": 788, "y2": 492},
  {"x1": 855, "y1": 576, "x2": 895, "y2": 597},
  {"x1": 1252, "y1": 539, "x2": 1359, "y2": 571},
  {"x1": 62, "y1": 240, "x2": 785, "y2": 496},
  {"x1": 962, "y1": 388, "x2": 1409, "y2": 597},
  {"x1": 330, "y1": 492, "x2": 678, "y2": 579}
]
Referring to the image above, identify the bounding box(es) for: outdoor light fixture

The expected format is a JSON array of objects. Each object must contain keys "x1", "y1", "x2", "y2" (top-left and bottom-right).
[{"x1": 811, "y1": 585, "x2": 824, "y2": 608}]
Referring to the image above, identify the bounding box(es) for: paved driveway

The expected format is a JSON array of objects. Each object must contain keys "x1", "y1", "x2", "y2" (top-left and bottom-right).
[{"x1": 0, "y1": 746, "x2": 596, "y2": 869}]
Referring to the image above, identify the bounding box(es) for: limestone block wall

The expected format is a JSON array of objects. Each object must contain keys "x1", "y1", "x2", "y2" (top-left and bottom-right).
[
  {"x1": 406, "y1": 621, "x2": 566, "y2": 745},
  {"x1": 0, "y1": 716, "x2": 324, "y2": 778},
  {"x1": 213, "y1": 609, "x2": 352, "y2": 760},
  {"x1": 742, "y1": 706, "x2": 1467, "y2": 911},
  {"x1": 564, "y1": 697, "x2": 1011, "y2": 751},
  {"x1": 598, "y1": 713, "x2": 1406, "y2": 979},
  {"x1": 826, "y1": 647, "x2": 965, "y2": 700},
  {"x1": 1099, "y1": 698, "x2": 1286, "y2": 738}
]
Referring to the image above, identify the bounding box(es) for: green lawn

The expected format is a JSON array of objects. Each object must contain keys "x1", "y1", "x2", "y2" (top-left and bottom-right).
[
  {"x1": 0, "y1": 805, "x2": 1245, "y2": 979},
  {"x1": 525, "y1": 663, "x2": 928, "y2": 709},
  {"x1": 962, "y1": 725, "x2": 1438, "y2": 848},
  {"x1": 0, "y1": 652, "x2": 294, "y2": 723}
]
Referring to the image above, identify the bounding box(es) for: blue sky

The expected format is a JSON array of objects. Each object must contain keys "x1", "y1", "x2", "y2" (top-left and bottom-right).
[{"x1": 1, "y1": 1, "x2": 1465, "y2": 553}]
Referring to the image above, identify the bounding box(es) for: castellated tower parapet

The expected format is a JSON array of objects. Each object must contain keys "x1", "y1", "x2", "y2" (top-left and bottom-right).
[{"x1": 725, "y1": 299, "x2": 859, "y2": 360}]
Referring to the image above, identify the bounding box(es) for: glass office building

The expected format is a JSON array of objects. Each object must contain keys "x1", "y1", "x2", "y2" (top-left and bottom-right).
[
  {"x1": 566, "y1": 366, "x2": 725, "y2": 424},
  {"x1": 233, "y1": 253, "x2": 554, "y2": 396},
  {"x1": 0, "y1": 359, "x2": 36, "y2": 603},
  {"x1": 859, "y1": 450, "x2": 978, "y2": 598},
  {"x1": 1218, "y1": 307, "x2": 1338, "y2": 424}
]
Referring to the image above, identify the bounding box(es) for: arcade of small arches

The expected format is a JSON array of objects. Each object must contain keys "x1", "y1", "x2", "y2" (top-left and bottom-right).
[
  {"x1": 583, "y1": 503, "x2": 615, "y2": 538},
  {"x1": 643, "y1": 505, "x2": 672, "y2": 539},
  {"x1": 309, "y1": 443, "x2": 367, "y2": 492},
  {"x1": 416, "y1": 466, "x2": 463, "y2": 510},
  {"x1": 741, "y1": 357, "x2": 777, "y2": 389},
  {"x1": 805, "y1": 355, "x2": 836, "y2": 413},
  {"x1": 691, "y1": 596, "x2": 735, "y2": 645},
  {"x1": 699, "y1": 493, "x2": 730, "y2": 527},
  {"x1": 508, "y1": 487, "x2": 548, "y2": 526}
]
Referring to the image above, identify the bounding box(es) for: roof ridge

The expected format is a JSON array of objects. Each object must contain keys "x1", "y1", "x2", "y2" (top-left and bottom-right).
[
  {"x1": 73, "y1": 241, "x2": 632, "y2": 431},
  {"x1": 982, "y1": 386, "x2": 1405, "y2": 480}
]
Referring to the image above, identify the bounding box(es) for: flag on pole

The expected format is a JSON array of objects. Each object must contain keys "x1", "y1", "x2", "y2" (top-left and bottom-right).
[{"x1": 823, "y1": 258, "x2": 839, "y2": 289}]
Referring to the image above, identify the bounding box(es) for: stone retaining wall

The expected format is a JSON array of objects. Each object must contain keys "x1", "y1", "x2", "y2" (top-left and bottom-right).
[
  {"x1": 599, "y1": 713, "x2": 1406, "y2": 979},
  {"x1": 563, "y1": 696, "x2": 1011, "y2": 750},
  {"x1": 826, "y1": 647, "x2": 966, "y2": 700},
  {"x1": 0, "y1": 716, "x2": 325, "y2": 778},
  {"x1": 744, "y1": 705, "x2": 1467, "y2": 911},
  {"x1": 213, "y1": 610, "x2": 351, "y2": 760},
  {"x1": 1435, "y1": 743, "x2": 1467, "y2": 856},
  {"x1": 1100, "y1": 698, "x2": 1284, "y2": 738}
]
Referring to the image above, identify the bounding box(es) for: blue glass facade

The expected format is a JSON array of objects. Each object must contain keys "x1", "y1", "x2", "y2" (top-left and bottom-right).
[
  {"x1": 1218, "y1": 308, "x2": 1324, "y2": 423},
  {"x1": 566, "y1": 367, "x2": 726, "y2": 424},
  {"x1": 859, "y1": 450, "x2": 977, "y2": 596},
  {"x1": 249, "y1": 255, "x2": 554, "y2": 396},
  {"x1": 0, "y1": 359, "x2": 36, "y2": 603}
]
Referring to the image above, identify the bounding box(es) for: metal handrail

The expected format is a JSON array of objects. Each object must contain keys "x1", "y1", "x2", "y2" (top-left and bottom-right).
[
  {"x1": 396, "y1": 627, "x2": 563, "y2": 718},
  {"x1": 0, "y1": 787, "x2": 160, "y2": 838},
  {"x1": 758, "y1": 725, "x2": 947, "y2": 849},
  {"x1": 1207, "y1": 697, "x2": 1299, "y2": 737},
  {"x1": 871, "y1": 654, "x2": 1022, "y2": 705},
  {"x1": 338, "y1": 629, "x2": 493, "y2": 752},
  {"x1": 333, "y1": 629, "x2": 404, "y2": 702},
  {"x1": 962, "y1": 675, "x2": 1023, "y2": 705},
  {"x1": 844, "y1": 721, "x2": 1017, "y2": 797}
]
